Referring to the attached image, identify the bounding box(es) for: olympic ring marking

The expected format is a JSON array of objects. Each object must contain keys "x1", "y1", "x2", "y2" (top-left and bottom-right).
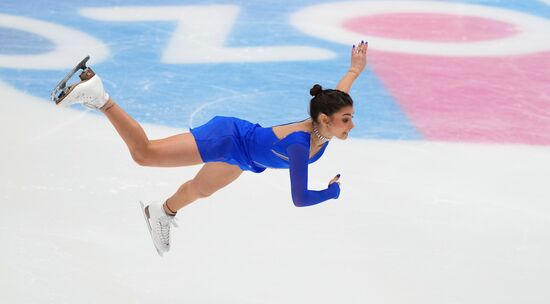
[
  {"x1": 0, "y1": 14, "x2": 109, "y2": 69},
  {"x1": 291, "y1": 1, "x2": 550, "y2": 57}
]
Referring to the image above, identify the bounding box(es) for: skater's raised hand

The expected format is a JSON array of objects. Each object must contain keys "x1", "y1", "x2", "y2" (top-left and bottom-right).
[
  {"x1": 349, "y1": 40, "x2": 368, "y2": 76},
  {"x1": 336, "y1": 41, "x2": 368, "y2": 93}
]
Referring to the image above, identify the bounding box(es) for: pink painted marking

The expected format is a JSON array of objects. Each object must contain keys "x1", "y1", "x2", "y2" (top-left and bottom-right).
[
  {"x1": 368, "y1": 51, "x2": 550, "y2": 145},
  {"x1": 343, "y1": 13, "x2": 519, "y2": 42}
]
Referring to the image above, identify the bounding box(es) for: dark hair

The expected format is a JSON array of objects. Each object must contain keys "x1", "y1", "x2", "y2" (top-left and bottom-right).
[{"x1": 309, "y1": 84, "x2": 353, "y2": 122}]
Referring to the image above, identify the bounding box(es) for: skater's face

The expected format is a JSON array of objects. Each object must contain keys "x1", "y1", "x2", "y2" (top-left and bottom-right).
[{"x1": 328, "y1": 106, "x2": 355, "y2": 140}]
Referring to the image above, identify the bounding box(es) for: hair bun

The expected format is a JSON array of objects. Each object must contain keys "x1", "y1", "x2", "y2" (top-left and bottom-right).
[{"x1": 310, "y1": 84, "x2": 323, "y2": 97}]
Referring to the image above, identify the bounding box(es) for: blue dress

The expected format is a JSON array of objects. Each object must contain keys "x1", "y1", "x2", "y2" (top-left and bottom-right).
[{"x1": 190, "y1": 116, "x2": 340, "y2": 206}]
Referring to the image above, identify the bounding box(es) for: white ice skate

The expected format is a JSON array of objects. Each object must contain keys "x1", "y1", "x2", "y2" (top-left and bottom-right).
[
  {"x1": 51, "y1": 55, "x2": 109, "y2": 109},
  {"x1": 140, "y1": 201, "x2": 178, "y2": 256}
]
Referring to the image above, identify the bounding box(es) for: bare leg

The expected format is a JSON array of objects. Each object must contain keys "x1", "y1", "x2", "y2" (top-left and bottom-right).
[
  {"x1": 164, "y1": 162, "x2": 243, "y2": 213},
  {"x1": 100, "y1": 99, "x2": 203, "y2": 167}
]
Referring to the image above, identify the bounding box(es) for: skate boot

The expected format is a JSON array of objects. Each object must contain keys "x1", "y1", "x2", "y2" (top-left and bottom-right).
[
  {"x1": 51, "y1": 55, "x2": 109, "y2": 109},
  {"x1": 140, "y1": 201, "x2": 178, "y2": 256}
]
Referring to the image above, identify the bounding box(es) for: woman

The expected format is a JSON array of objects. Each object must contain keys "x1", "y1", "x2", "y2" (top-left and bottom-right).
[{"x1": 54, "y1": 41, "x2": 368, "y2": 256}]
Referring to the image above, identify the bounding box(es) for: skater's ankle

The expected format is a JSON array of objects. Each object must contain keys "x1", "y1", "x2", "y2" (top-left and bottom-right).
[
  {"x1": 163, "y1": 200, "x2": 177, "y2": 216},
  {"x1": 100, "y1": 99, "x2": 115, "y2": 112}
]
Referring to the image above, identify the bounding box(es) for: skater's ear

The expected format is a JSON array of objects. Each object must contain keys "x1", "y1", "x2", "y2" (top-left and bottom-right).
[{"x1": 318, "y1": 113, "x2": 330, "y2": 125}]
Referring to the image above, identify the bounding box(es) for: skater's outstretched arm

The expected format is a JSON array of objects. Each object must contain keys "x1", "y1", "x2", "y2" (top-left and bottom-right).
[
  {"x1": 336, "y1": 41, "x2": 368, "y2": 93},
  {"x1": 287, "y1": 141, "x2": 340, "y2": 207}
]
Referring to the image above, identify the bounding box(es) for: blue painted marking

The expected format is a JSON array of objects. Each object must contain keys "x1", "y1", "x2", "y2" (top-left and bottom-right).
[
  {"x1": 0, "y1": 0, "x2": 547, "y2": 140},
  {"x1": 0, "y1": 27, "x2": 54, "y2": 55}
]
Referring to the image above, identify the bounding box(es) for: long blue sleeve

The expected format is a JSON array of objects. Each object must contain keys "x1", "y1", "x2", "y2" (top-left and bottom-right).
[{"x1": 287, "y1": 142, "x2": 340, "y2": 207}]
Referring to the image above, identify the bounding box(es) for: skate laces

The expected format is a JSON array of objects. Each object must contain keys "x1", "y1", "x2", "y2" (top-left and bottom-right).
[{"x1": 154, "y1": 214, "x2": 178, "y2": 246}]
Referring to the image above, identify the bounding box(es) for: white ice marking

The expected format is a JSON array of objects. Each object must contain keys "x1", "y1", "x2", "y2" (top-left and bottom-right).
[
  {"x1": 0, "y1": 13, "x2": 109, "y2": 69},
  {"x1": 291, "y1": 1, "x2": 550, "y2": 57},
  {"x1": 80, "y1": 5, "x2": 336, "y2": 63},
  {"x1": 188, "y1": 91, "x2": 253, "y2": 128}
]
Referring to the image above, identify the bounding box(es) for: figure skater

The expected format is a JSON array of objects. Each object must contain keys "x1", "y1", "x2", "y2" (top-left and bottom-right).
[{"x1": 52, "y1": 41, "x2": 368, "y2": 256}]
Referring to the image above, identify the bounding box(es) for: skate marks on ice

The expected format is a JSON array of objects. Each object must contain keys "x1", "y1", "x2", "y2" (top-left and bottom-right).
[
  {"x1": 1, "y1": 78, "x2": 550, "y2": 303},
  {"x1": 2, "y1": 1, "x2": 550, "y2": 145},
  {"x1": 2, "y1": 0, "x2": 550, "y2": 303},
  {"x1": 80, "y1": 5, "x2": 336, "y2": 63}
]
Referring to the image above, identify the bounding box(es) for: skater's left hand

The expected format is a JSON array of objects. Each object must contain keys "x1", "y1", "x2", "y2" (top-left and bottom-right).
[{"x1": 349, "y1": 41, "x2": 368, "y2": 76}]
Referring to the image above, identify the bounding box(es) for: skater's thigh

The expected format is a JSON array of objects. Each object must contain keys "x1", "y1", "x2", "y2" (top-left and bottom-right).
[
  {"x1": 191, "y1": 162, "x2": 243, "y2": 197},
  {"x1": 146, "y1": 132, "x2": 203, "y2": 167}
]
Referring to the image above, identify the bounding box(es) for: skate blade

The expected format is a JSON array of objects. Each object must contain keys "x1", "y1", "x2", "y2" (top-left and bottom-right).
[
  {"x1": 139, "y1": 201, "x2": 164, "y2": 257},
  {"x1": 54, "y1": 84, "x2": 77, "y2": 107},
  {"x1": 51, "y1": 55, "x2": 90, "y2": 105},
  {"x1": 54, "y1": 67, "x2": 97, "y2": 107}
]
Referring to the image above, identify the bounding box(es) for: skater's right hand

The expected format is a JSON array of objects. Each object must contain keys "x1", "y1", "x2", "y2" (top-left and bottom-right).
[{"x1": 328, "y1": 174, "x2": 341, "y2": 199}]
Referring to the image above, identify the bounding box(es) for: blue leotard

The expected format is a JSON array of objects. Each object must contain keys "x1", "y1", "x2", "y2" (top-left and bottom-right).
[{"x1": 190, "y1": 116, "x2": 340, "y2": 206}]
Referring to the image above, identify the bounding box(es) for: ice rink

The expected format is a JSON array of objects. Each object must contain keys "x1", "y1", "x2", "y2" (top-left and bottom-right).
[{"x1": 1, "y1": 1, "x2": 550, "y2": 303}]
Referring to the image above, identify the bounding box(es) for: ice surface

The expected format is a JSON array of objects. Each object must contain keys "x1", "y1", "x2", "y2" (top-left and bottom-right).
[{"x1": 1, "y1": 1, "x2": 550, "y2": 303}]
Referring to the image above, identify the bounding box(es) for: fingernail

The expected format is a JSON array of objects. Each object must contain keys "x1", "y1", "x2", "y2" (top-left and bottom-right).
[
  {"x1": 361, "y1": 40, "x2": 364, "y2": 44},
  {"x1": 337, "y1": 174, "x2": 341, "y2": 178},
  {"x1": 352, "y1": 44, "x2": 355, "y2": 48}
]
